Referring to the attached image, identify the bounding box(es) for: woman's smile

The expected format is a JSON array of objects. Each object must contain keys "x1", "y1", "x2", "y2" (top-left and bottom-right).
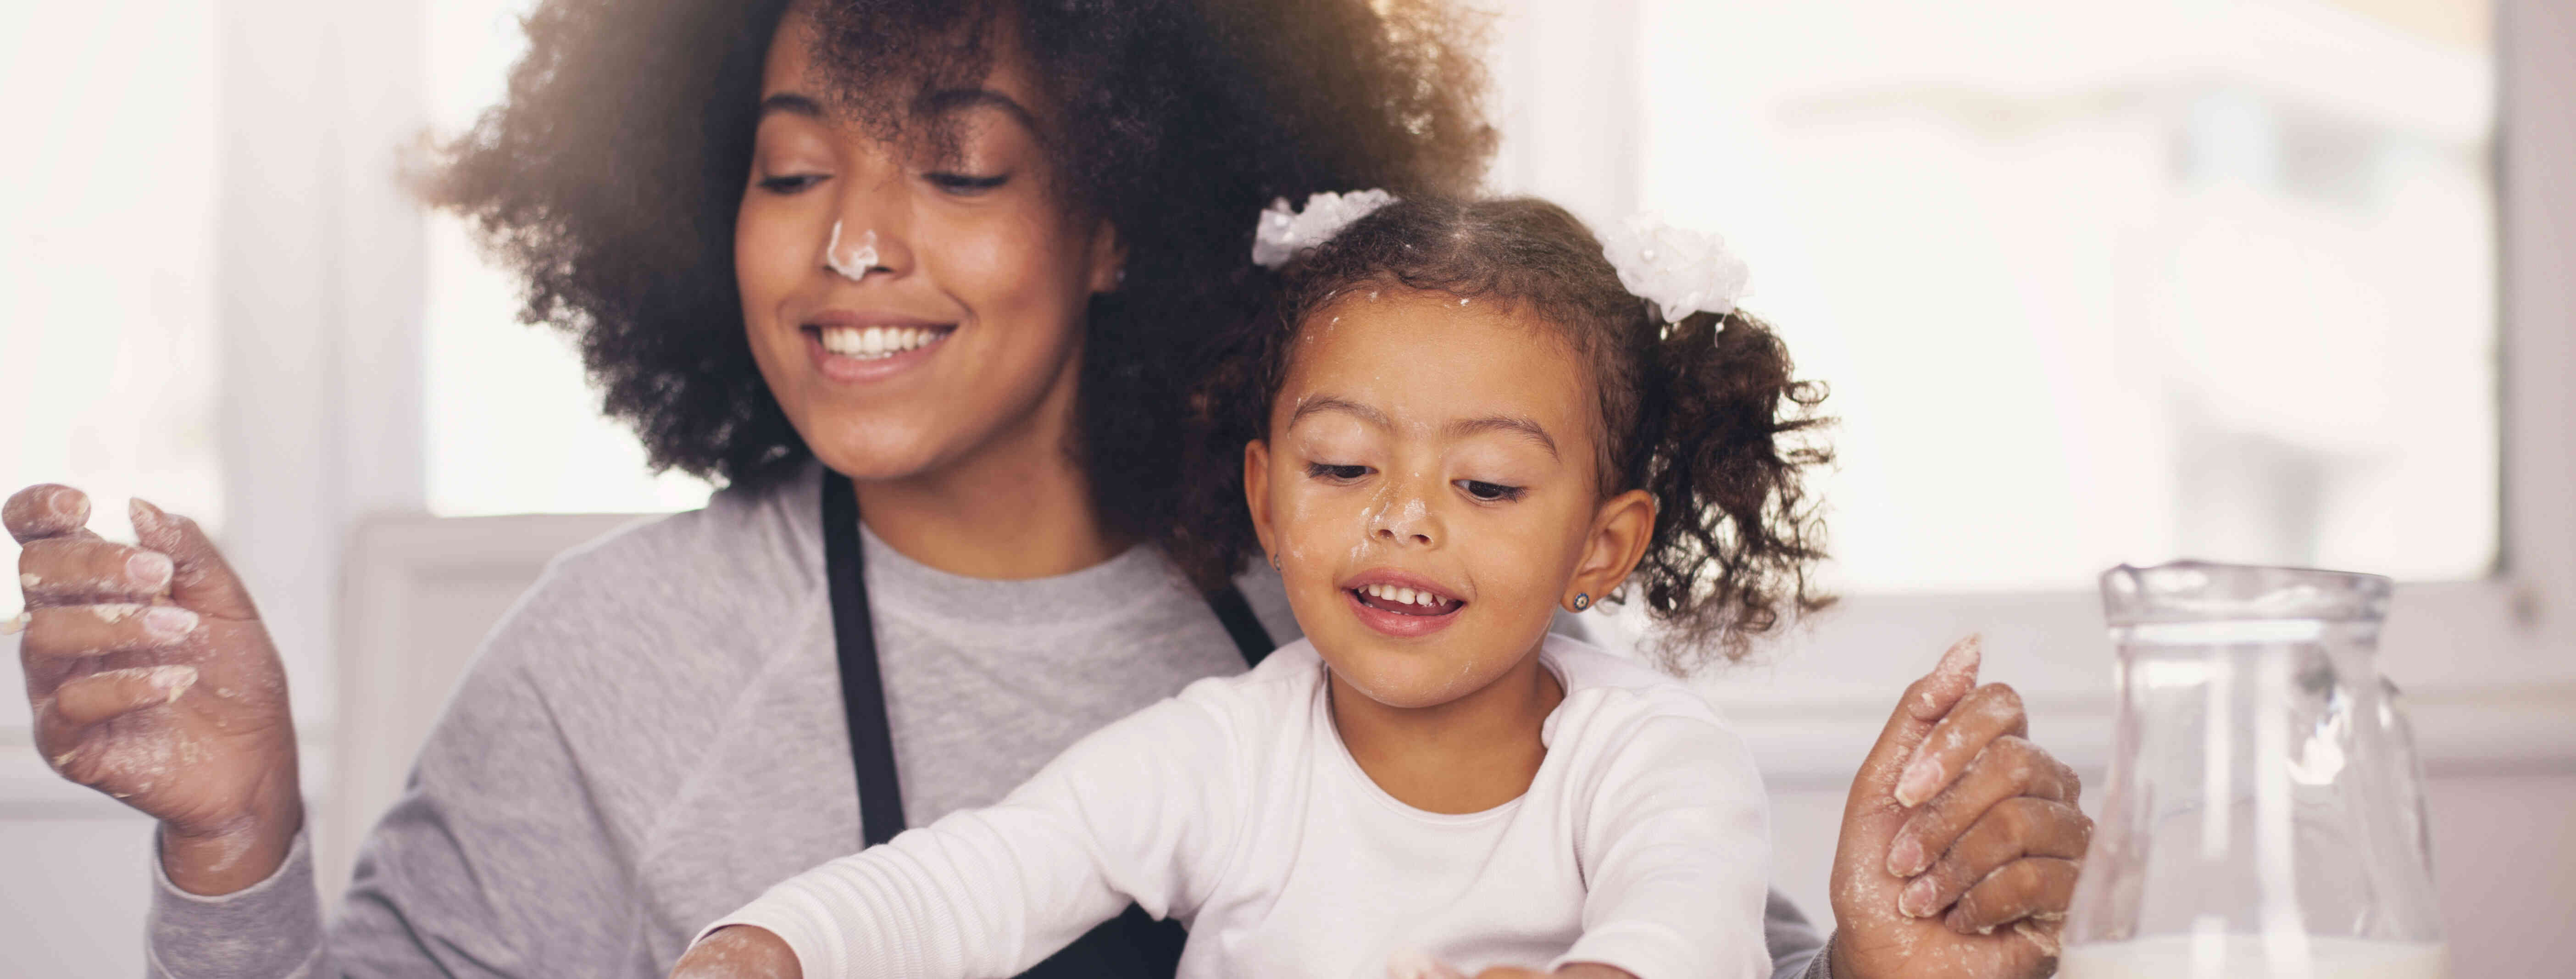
[{"x1": 800, "y1": 310, "x2": 959, "y2": 383}]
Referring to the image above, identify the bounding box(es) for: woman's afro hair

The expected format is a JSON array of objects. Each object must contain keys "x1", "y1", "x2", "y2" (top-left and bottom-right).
[{"x1": 423, "y1": 0, "x2": 1496, "y2": 546}]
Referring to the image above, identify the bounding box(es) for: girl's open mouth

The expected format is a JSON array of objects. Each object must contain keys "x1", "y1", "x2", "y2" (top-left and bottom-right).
[
  {"x1": 1342, "y1": 577, "x2": 1465, "y2": 638},
  {"x1": 1350, "y1": 583, "x2": 1461, "y2": 616}
]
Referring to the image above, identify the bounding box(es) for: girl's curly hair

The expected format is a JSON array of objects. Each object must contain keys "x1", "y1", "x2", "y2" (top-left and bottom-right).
[
  {"x1": 422, "y1": 0, "x2": 1494, "y2": 545},
  {"x1": 1173, "y1": 198, "x2": 1834, "y2": 670}
]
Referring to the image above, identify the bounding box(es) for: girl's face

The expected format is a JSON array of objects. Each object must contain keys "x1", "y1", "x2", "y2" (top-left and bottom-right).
[
  {"x1": 735, "y1": 10, "x2": 1123, "y2": 483},
  {"x1": 1247, "y1": 289, "x2": 1654, "y2": 709}
]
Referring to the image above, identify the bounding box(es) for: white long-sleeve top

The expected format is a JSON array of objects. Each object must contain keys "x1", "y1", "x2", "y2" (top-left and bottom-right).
[{"x1": 700, "y1": 634, "x2": 1770, "y2": 979}]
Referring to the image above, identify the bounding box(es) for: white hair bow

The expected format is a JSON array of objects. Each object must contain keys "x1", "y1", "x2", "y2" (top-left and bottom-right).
[
  {"x1": 1601, "y1": 213, "x2": 1749, "y2": 326},
  {"x1": 1250, "y1": 189, "x2": 1398, "y2": 270}
]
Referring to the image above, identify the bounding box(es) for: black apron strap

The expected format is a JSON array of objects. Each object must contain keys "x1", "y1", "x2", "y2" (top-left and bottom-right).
[
  {"x1": 1205, "y1": 581, "x2": 1275, "y2": 668},
  {"x1": 822, "y1": 472, "x2": 907, "y2": 846},
  {"x1": 821, "y1": 472, "x2": 1277, "y2": 976}
]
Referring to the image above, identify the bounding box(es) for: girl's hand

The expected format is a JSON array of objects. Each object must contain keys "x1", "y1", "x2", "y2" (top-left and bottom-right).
[
  {"x1": 1389, "y1": 952, "x2": 1634, "y2": 979},
  {"x1": 1826, "y1": 636, "x2": 2090, "y2": 979},
  {"x1": 670, "y1": 926, "x2": 802, "y2": 979},
  {"x1": 7, "y1": 484, "x2": 304, "y2": 896}
]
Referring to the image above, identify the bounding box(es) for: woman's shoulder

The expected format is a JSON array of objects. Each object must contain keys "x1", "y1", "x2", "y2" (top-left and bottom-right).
[{"x1": 471, "y1": 466, "x2": 828, "y2": 688}]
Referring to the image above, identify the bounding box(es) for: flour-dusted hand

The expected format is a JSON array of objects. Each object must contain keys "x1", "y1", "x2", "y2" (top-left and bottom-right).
[
  {"x1": 1825, "y1": 635, "x2": 2090, "y2": 979},
  {"x1": 672, "y1": 926, "x2": 803, "y2": 979},
  {"x1": 7, "y1": 484, "x2": 304, "y2": 896}
]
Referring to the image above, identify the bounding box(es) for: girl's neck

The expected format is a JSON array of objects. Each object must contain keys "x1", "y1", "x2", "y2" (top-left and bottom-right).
[
  {"x1": 1329, "y1": 645, "x2": 1565, "y2": 815},
  {"x1": 852, "y1": 365, "x2": 1127, "y2": 581}
]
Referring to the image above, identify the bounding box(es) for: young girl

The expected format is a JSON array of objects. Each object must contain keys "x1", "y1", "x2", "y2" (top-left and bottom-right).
[{"x1": 672, "y1": 195, "x2": 1831, "y2": 979}]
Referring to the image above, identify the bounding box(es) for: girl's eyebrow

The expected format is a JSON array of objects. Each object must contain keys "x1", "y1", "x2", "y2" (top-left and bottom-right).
[
  {"x1": 1289, "y1": 395, "x2": 1389, "y2": 430},
  {"x1": 1291, "y1": 396, "x2": 1557, "y2": 457},
  {"x1": 1448, "y1": 416, "x2": 1558, "y2": 457}
]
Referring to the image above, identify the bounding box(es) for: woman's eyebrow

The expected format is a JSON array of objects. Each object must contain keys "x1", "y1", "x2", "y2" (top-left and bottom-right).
[
  {"x1": 921, "y1": 88, "x2": 1042, "y2": 133},
  {"x1": 759, "y1": 92, "x2": 827, "y2": 119},
  {"x1": 1447, "y1": 415, "x2": 1558, "y2": 457}
]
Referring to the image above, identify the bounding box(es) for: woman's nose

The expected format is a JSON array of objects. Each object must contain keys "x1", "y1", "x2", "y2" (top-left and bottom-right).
[{"x1": 822, "y1": 172, "x2": 912, "y2": 280}]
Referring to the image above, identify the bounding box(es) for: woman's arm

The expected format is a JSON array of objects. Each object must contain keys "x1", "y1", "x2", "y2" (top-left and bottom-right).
[
  {"x1": 6, "y1": 485, "x2": 321, "y2": 976},
  {"x1": 4, "y1": 478, "x2": 704, "y2": 978},
  {"x1": 687, "y1": 695, "x2": 1240, "y2": 979}
]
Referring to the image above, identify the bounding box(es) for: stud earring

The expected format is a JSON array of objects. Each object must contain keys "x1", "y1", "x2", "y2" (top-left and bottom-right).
[
  {"x1": 1571, "y1": 593, "x2": 1592, "y2": 612},
  {"x1": 1270, "y1": 552, "x2": 1281, "y2": 571}
]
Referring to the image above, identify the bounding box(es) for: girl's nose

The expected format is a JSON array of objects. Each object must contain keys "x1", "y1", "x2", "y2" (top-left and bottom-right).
[{"x1": 1371, "y1": 490, "x2": 1440, "y2": 547}]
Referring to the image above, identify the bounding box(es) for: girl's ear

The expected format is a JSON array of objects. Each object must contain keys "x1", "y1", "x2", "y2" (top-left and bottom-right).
[
  {"x1": 1244, "y1": 439, "x2": 1278, "y2": 566},
  {"x1": 1086, "y1": 218, "x2": 1129, "y2": 294},
  {"x1": 1564, "y1": 489, "x2": 1656, "y2": 612}
]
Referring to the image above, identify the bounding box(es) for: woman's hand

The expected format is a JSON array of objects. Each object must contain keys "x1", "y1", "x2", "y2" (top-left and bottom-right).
[
  {"x1": 1826, "y1": 635, "x2": 2089, "y2": 979},
  {"x1": 7, "y1": 484, "x2": 304, "y2": 896},
  {"x1": 670, "y1": 927, "x2": 803, "y2": 979}
]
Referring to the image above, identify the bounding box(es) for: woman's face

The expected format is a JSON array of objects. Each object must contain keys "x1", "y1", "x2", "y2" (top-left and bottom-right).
[
  {"x1": 736, "y1": 9, "x2": 1122, "y2": 483},
  {"x1": 1246, "y1": 289, "x2": 1627, "y2": 709}
]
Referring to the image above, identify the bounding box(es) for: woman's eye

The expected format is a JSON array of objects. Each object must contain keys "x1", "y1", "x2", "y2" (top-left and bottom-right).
[
  {"x1": 927, "y1": 172, "x2": 1010, "y2": 194},
  {"x1": 1456, "y1": 479, "x2": 1525, "y2": 502},
  {"x1": 1305, "y1": 462, "x2": 1371, "y2": 483},
  {"x1": 756, "y1": 173, "x2": 825, "y2": 194}
]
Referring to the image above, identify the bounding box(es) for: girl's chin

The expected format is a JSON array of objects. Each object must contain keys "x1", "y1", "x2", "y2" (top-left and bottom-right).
[{"x1": 1326, "y1": 656, "x2": 1503, "y2": 711}]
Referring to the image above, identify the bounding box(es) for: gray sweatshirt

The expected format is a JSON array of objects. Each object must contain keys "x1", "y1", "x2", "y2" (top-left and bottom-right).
[{"x1": 143, "y1": 465, "x2": 1831, "y2": 978}]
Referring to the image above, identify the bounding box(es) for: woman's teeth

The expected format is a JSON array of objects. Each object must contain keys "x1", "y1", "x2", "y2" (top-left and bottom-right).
[
  {"x1": 819, "y1": 325, "x2": 942, "y2": 358},
  {"x1": 1360, "y1": 583, "x2": 1454, "y2": 610}
]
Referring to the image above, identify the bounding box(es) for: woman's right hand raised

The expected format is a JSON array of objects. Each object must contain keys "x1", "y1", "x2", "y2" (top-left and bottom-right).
[{"x1": 8, "y1": 484, "x2": 303, "y2": 896}]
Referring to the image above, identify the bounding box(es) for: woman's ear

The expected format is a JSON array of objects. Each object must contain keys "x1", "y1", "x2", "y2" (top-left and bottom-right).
[
  {"x1": 1244, "y1": 439, "x2": 1277, "y2": 565},
  {"x1": 1564, "y1": 489, "x2": 1656, "y2": 612},
  {"x1": 1087, "y1": 218, "x2": 1129, "y2": 294}
]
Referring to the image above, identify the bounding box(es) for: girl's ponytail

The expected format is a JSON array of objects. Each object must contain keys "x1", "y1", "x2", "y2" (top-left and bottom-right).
[{"x1": 1623, "y1": 309, "x2": 1833, "y2": 670}]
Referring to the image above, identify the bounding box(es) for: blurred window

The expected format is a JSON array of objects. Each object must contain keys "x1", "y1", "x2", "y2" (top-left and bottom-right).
[
  {"x1": 1638, "y1": 0, "x2": 2496, "y2": 590},
  {"x1": 422, "y1": 0, "x2": 714, "y2": 516},
  {"x1": 0, "y1": 0, "x2": 224, "y2": 534}
]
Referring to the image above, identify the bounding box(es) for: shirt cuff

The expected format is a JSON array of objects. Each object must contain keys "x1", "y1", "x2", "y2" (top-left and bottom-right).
[
  {"x1": 147, "y1": 828, "x2": 324, "y2": 979},
  {"x1": 695, "y1": 898, "x2": 840, "y2": 979},
  {"x1": 1554, "y1": 919, "x2": 1744, "y2": 979},
  {"x1": 1801, "y1": 932, "x2": 1836, "y2": 979}
]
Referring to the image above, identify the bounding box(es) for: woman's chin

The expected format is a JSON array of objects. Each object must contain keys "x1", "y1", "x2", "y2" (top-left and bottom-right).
[{"x1": 801, "y1": 427, "x2": 963, "y2": 484}]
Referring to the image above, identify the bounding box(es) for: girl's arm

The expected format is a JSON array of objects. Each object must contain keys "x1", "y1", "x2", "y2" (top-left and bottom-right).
[
  {"x1": 1556, "y1": 714, "x2": 1773, "y2": 979},
  {"x1": 687, "y1": 695, "x2": 1244, "y2": 979}
]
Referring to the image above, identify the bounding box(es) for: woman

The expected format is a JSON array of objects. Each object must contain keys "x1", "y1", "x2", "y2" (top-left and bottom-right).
[{"x1": 8, "y1": 1, "x2": 2087, "y2": 976}]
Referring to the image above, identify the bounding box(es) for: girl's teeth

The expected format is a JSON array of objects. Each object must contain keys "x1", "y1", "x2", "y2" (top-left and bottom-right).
[{"x1": 1357, "y1": 583, "x2": 1450, "y2": 609}]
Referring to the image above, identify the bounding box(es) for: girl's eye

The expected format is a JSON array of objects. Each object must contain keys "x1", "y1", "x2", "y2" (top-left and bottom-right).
[
  {"x1": 927, "y1": 172, "x2": 1010, "y2": 194},
  {"x1": 1305, "y1": 462, "x2": 1371, "y2": 483},
  {"x1": 1455, "y1": 479, "x2": 1525, "y2": 502},
  {"x1": 756, "y1": 173, "x2": 826, "y2": 194}
]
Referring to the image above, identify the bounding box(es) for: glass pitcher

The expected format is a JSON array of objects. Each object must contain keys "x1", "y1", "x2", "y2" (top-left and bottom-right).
[{"x1": 2061, "y1": 561, "x2": 2448, "y2": 979}]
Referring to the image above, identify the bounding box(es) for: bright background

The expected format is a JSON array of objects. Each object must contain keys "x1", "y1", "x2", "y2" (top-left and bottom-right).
[{"x1": 4, "y1": 0, "x2": 2502, "y2": 585}]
